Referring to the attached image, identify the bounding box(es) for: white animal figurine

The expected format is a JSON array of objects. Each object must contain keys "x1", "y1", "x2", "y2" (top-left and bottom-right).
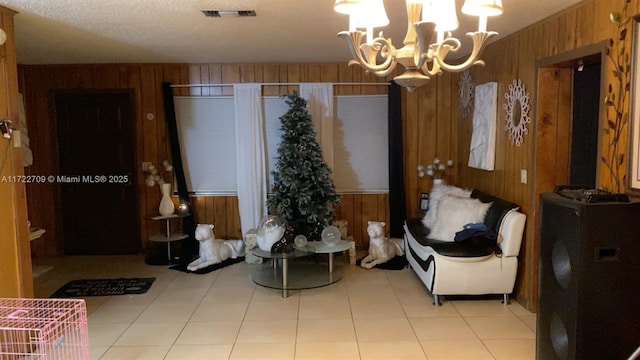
[
  {"x1": 360, "y1": 221, "x2": 404, "y2": 269},
  {"x1": 187, "y1": 224, "x2": 245, "y2": 271}
]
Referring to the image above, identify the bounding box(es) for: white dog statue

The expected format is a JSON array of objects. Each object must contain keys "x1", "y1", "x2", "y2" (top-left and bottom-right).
[
  {"x1": 187, "y1": 224, "x2": 245, "y2": 271},
  {"x1": 360, "y1": 221, "x2": 404, "y2": 269}
]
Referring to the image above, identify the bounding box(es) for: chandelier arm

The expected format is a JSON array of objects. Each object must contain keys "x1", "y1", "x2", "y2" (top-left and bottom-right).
[
  {"x1": 338, "y1": 31, "x2": 397, "y2": 74},
  {"x1": 432, "y1": 32, "x2": 498, "y2": 73},
  {"x1": 418, "y1": 39, "x2": 457, "y2": 76}
]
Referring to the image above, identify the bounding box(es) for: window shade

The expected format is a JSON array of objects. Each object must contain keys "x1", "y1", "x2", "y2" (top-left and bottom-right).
[{"x1": 174, "y1": 94, "x2": 388, "y2": 194}]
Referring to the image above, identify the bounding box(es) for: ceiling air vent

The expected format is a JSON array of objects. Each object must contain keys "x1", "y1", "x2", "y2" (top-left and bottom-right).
[{"x1": 202, "y1": 10, "x2": 256, "y2": 17}]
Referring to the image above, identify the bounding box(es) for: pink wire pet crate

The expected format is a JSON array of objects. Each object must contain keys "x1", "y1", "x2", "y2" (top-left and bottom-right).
[{"x1": 0, "y1": 298, "x2": 89, "y2": 359}]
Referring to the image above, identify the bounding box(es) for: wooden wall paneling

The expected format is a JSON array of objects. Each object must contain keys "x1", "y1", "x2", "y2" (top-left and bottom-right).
[
  {"x1": 444, "y1": 74, "x2": 455, "y2": 183},
  {"x1": 535, "y1": 68, "x2": 561, "y2": 195},
  {"x1": 277, "y1": 65, "x2": 289, "y2": 96},
  {"x1": 322, "y1": 64, "x2": 339, "y2": 84},
  {"x1": 594, "y1": 0, "x2": 613, "y2": 38},
  {"x1": 229, "y1": 196, "x2": 241, "y2": 238},
  {"x1": 306, "y1": 64, "x2": 322, "y2": 82},
  {"x1": 532, "y1": 67, "x2": 562, "y2": 310},
  {"x1": 156, "y1": 66, "x2": 170, "y2": 174},
  {"x1": 521, "y1": 29, "x2": 540, "y2": 301},
  {"x1": 194, "y1": 195, "x2": 207, "y2": 224},
  {"x1": 175, "y1": 63, "x2": 190, "y2": 91},
  {"x1": 512, "y1": 31, "x2": 533, "y2": 305},
  {"x1": 262, "y1": 64, "x2": 280, "y2": 96},
  {"x1": 377, "y1": 193, "x2": 390, "y2": 237},
  {"x1": 495, "y1": 39, "x2": 511, "y2": 198},
  {"x1": 352, "y1": 194, "x2": 365, "y2": 247},
  {"x1": 507, "y1": 36, "x2": 521, "y2": 200},
  {"x1": 101, "y1": 65, "x2": 122, "y2": 89},
  {"x1": 335, "y1": 193, "x2": 355, "y2": 239},
  {"x1": 140, "y1": 65, "x2": 160, "y2": 249},
  {"x1": 559, "y1": 10, "x2": 578, "y2": 55},
  {"x1": 204, "y1": 195, "x2": 215, "y2": 227},
  {"x1": 519, "y1": 35, "x2": 536, "y2": 173},
  {"x1": 336, "y1": 64, "x2": 353, "y2": 95},
  {"x1": 576, "y1": 2, "x2": 596, "y2": 48},
  {"x1": 20, "y1": 70, "x2": 42, "y2": 257},
  {"x1": 418, "y1": 81, "x2": 437, "y2": 193},
  {"x1": 200, "y1": 65, "x2": 211, "y2": 96},
  {"x1": 556, "y1": 68, "x2": 573, "y2": 184},
  {"x1": 208, "y1": 64, "x2": 223, "y2": 96},
  {"x1": 221, "y1": 65, "x2": 239, "y2": 96},
  {"x1": 351, "y1": 66, "x2": 363, "y2": 95},
  {"x1": 448, "y1": 73, "x2": 459, "y2": 186},
  {"x1": 188, "y1": 65, "x2": 202, "y2": 96},
  {"x1": 361, "y1": 194, "x2": 379, "y2": 228},
  {"x1": 360, "y1": 68, "x2": 377, "y2": 95},
  {"x1": 212, "y1": 196, "x2": 225, "y2": 237},
  {"x1": 544, "y1": 18, "x2": 560, "y2": 57},
  {"x1": 24, "y1": 69, "x2": 48, "y2": 256},
  {"x1": 126, "y1": 65, "x2": 149, "y2": 247},
  {"x1": 243, "y1": 64, "x2": 258, "y2": 83},
  {"x1": 0, "y1": 6, "x2": 33, "y2": 297},
  {"x1": 312, "y1": 63, "x2": 323, "y2": 82},
  {"x1": 287, "y1": 64, "x2": 301, "y2": 94},
  {"x1": 0, "y1": 7, "x2": 21, "y2": 296}
]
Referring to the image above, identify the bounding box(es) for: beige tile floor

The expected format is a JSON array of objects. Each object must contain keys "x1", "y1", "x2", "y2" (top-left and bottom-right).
[{"x1": 32, "y1": 254, "x2": 536, "y2": 360}]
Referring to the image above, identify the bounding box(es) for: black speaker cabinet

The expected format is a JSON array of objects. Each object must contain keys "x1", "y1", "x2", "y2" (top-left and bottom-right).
[{"x1": 537, "y1": 192, "x2": 640, "y2": 359}]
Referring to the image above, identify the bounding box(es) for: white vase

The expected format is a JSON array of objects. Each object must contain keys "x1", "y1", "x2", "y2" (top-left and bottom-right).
[
  {"x1": 159, "y1": 183, "x2": 175, "y2": 216},
  {"x1": 433, "y1": 178, "x2": 445, "y2": 186}
]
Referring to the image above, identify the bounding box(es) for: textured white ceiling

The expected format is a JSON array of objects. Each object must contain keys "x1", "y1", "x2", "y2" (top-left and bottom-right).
[{"x1": 0, "y1": 0, "x2": 585, "y2": 65}]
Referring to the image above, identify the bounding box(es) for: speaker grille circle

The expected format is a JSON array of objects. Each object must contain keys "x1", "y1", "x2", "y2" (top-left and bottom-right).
[
  {"x1": 552, "y1": 239, "x2": 571, "y2": 290},
  {"x1": 550, "y1": 312, "x2": 569, "y2": 359}
]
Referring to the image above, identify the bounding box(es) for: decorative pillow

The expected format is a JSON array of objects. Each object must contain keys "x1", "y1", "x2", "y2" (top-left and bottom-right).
[
  {"x1": 428, "y1": 195, "x2": 491, "y2": 242},
  {"x1": 422, "y1": 185, "x2": 472, "y2": 229}
]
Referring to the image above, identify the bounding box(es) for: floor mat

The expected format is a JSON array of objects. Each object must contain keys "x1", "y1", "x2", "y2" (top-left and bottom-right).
[
  {"x1": 356, "y1": 255, "x2": 408, "y2": 270},
  {"x1": 50, "y1": 277, "x2": 155, "y2": 298}
]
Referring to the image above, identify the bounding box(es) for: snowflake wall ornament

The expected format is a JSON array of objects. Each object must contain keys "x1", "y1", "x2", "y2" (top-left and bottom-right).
[
  {"x1": 458, "y1": 70, "x2": 474, "y2": 118},
  {"x1": 503, "y1": 79, "x2": 531, "y2": 147}
]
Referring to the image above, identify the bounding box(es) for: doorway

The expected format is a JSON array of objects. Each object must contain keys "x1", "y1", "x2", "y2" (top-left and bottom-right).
[
  {"x1": 531, "y1": 44, "x2": 606, "y2": 311},
  {"x1": 54, "y1": 91, "x2": 139, "y2": 255},
  {"x1": 570, "y1": 62, "x2": 600, "y2": 188}
]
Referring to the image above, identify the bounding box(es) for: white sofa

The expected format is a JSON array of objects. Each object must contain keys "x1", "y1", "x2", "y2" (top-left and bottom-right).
[{"x1": 404, "y1": 189, "x2": 526, "y2": 306}]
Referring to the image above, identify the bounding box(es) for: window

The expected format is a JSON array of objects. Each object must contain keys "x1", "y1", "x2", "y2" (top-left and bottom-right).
[{"x1": 174, "y1": 94, "x2": 388, "y2": 194}]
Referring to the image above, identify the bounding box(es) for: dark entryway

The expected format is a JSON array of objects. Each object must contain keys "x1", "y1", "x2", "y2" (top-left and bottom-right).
[
  {"x1": 570, "y1": 62, "x2": 600, "y2": 188},
  {"x1": 54, "y1": 91, "x2": 139, "y2": 255}
]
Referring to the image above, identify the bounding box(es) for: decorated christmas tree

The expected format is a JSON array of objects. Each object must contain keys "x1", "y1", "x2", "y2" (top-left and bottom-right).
[{"x1": 268, "y1": 92, "x2": 340, "y2": 241}]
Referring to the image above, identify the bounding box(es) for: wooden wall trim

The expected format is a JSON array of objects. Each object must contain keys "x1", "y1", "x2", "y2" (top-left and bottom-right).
[{"x1": 0, "y1": 6, "x2": 33, "y2": 297}]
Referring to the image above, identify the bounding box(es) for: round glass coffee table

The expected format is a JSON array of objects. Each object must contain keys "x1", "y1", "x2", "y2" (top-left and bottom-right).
[{"x1": 252, "y1": 241, "x2": 349, "y2": 298}]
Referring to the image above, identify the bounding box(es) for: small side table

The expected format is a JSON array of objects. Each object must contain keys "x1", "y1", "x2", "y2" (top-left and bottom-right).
[
  {"x1": 306, "y1": 240, "x2": 352, "y2": 273},
  {"x1": 148, "y1": 214, "x2": 188, "y2": 264},
  {"x1": 252, "y1": 247, "x2": 314, "y2": 298}
]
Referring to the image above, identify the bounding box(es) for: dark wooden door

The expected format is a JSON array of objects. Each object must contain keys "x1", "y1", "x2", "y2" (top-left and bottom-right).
[{"x1": 55, "y1": 91, "x2": 139, "y2": 255}]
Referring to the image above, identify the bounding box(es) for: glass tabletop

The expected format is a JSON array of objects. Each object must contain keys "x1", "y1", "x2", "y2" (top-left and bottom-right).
[
  {"x1": 305, "y1": 240, "x2": 351, "y2": 253},
  {"x1": 250, "y1": 247, "x2": 314, "y2": 260}
]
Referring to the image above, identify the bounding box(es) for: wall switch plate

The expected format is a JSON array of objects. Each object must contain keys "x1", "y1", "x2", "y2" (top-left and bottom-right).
[
  {"x1": 520, "y1": 169, "x2": 527, "y2": 184},
  {"x1": 12, "y1": 130, "x2": 21, "y2": 147}
]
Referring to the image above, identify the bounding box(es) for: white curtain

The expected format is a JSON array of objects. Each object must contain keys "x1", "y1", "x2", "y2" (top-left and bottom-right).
[
  {"x1": 234, "y1": 84, "x2": 267, "y2": 234},
  {"x1": 468, "y1": 82, "x2": 497, "y2": 171},
  {"x1": 299, "y1": 83, "x2": 334, "y2": 168}
]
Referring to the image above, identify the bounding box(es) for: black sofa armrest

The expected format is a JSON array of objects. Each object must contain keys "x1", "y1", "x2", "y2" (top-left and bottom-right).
[
  {"x1": 470, "y1": 189, "x2": 519, "y2": 233},
  {"x1": 405, "y1": 218, "x2": 495, "y2": 258}
]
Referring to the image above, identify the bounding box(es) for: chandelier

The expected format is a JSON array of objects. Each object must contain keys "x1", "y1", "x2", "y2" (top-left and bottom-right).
[{"x1": 334, "y1": 0, "x2": 503, "y2": 92}]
